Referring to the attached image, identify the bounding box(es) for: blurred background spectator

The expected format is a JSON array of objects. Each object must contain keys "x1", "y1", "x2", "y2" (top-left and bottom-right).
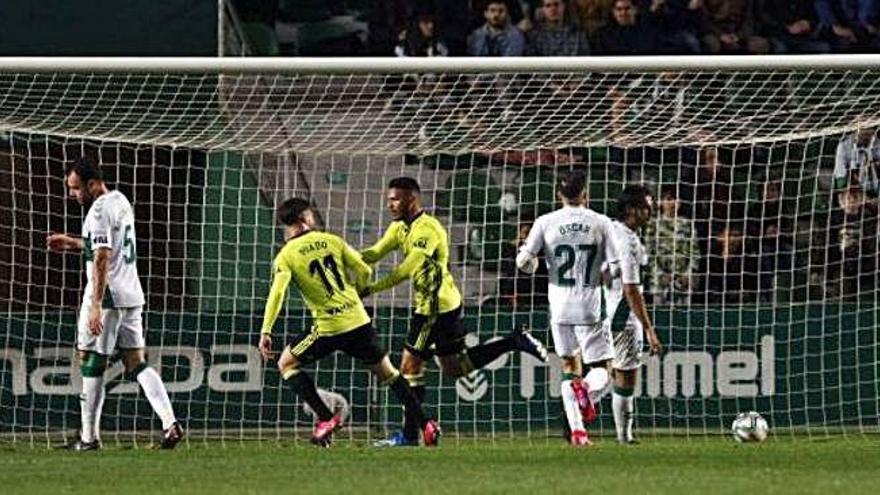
[
  {"x1": 701, "y1": 0, "x2": 770, "y2": 54},
  {"x1": 811, "y1": 185, "x2": 879, "y2": 300},
  {"x1": 569, "y1": 0, "x2": 615, "y2": 37},
  {"x1": 682, "y1": 147, "x2": 739, "y2": 253},
  {"x1": 499, "y1": 221, "x2": 549, "y2": 308},
  {"x1": 527, "y1": 0, "x2": 591, "y2": 55},
  {"x1": 468, "y1": 1, "x2": 527, "y2": 56},
  {"x1": 638, "y1": 0, "x2": 704, "y2": 54},
  {"x1": 703, "y1": 222, "x2": 759, "y2": 304},
  {"x1": 644, "y1": 185, "x2": 700, "y2": 305},
  {"x1": 748, "y1": 177, "x2": 796, "y2": 245},
  {"x1": 815, "y1": 0, "x2": 880, "y2": 52},
  {"x1": 833, "y1": 126, "x2": 880, "y2": 197},
  {"x1": 748, "y1": 178, "x2": 796, "y2": 302},
  {"x1": 395, "y1": 11, "x2": 449, "y2": 56},
  {"x1": 593, "y1": 0, "x2": 660, "y2": 54},
  {"x1": 757, "y1": 0, "x2": 831, "y2": 53}
]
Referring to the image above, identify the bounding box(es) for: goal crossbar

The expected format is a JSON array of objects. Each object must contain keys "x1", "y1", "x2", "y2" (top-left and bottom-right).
[{"x1": 1, "y1": 55, "x2": 880, "y2": 74}]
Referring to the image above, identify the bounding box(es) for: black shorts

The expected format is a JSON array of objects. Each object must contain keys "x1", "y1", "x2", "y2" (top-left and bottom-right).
[
  {"x1": 406, "y1": 306, "x2": 467, "y2": 360},
  {"x1": 288, "y1": 323, "x2": 386, "y2": 366}
]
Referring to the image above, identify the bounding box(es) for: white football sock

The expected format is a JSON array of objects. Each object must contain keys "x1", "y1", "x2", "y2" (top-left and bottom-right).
[
  {"x1": 585, "y1": 367, "x2": 611, "y2": 405},
  {"x1": 136, "y1": 366, "x2": 177, "y2": 430},
  {"x1": 612, "y1": 391, "x2": 635, "y2": 442},
  {"x1": 80, "y1": 376, "x2": 105, "y2": 443},
  {"x1": 560, "y1": 380, "x2": 585, "y2": 433}
]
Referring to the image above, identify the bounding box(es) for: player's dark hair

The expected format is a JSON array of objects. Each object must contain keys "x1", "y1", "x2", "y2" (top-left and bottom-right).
[
  {"x1": 388, "y1": 177, "x2": 421, "y2": 193},
  {"x1": 557, "y1": 169, "x2": 587, "y2": 201},
  {"x1": 617, "y1": 184, "x2": 653, "y2": 220},
  {"x1": 276, "y1": 197, "x2": 312, "y2": 226},
  {"x1": 65, "y1": 156, "x2": 102, "y2": 183}
]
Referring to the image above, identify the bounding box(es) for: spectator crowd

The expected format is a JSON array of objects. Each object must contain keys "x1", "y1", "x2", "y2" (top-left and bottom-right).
[{"x1": 380, "y1": 0, "x2": 880, "y2": 57}]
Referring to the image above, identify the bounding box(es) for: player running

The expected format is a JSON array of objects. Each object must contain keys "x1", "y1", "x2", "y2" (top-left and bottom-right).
[
  {"x1": 516, "y1": 170, "x2": 618, "y2": 446},
  {"x1": 257, "y1": 197, "x2": 439, "y2": 447},
  {"x1": 362, "y1": 177, "x2": 548, "y2": 447}
]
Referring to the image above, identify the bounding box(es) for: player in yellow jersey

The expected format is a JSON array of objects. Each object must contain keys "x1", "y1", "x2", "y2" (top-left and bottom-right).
[
  {"x1": 257, "y1": 198, "x2": 440, "y2": 447},
  {"x1": 361, "y1": 177, "x2": 548, "y2": 447}
]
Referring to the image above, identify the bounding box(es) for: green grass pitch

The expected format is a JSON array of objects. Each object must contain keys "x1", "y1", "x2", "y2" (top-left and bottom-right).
[{"x1": 1, "y1": 437, "x2": 877, "y2": 494}]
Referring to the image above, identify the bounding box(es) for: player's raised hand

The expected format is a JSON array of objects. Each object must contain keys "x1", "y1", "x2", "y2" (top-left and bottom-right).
[
  {"x1": 88, "y1": 306, "x2": 103, "y2": 336},
  {"x1": 258, "y1": 334, "x2": 274, "y2": 362}
]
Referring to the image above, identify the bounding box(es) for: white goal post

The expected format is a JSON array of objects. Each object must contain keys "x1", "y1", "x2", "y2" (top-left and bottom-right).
[{"x1": 1, "y1": 55, "x2": 879, "y2": 445}]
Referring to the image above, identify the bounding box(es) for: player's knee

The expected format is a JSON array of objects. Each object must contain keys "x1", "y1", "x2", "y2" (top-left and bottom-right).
[
  {"x1": 561, "y1": 356, "x2": 581, "y2": 375},
  {"x1": 121, "y1": 350, "x2": 146, "y2": 372},
  {"x1": 279, "y1": 363, "x2": 300, "y2": 381},
  {"x1": 277, "y1": 351, "x2": 300, "y2": 379},
  {"x1": 372, "y1": 356, "x2": 397, "y2": 382},
  {"x1": 80, "y1": 352, "x2": 108, "y2": 378},
  {"x1": 400, "y1": 355, "x2": 424, "y2": 376},
  {"x1": 614, "y1": 368, "x2": 637, "y2": 388}
]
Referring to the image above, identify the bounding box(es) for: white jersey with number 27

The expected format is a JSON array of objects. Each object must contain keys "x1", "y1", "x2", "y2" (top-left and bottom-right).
[
  {"x1": 81, "y1": 190, "x2": 145, "y2": 309},
  {"x1": 520, "y1": 205, "x2": 619, "y2": 325}
]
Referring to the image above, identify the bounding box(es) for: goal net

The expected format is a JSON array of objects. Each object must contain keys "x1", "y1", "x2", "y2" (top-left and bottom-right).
[{"x1": 1, "y1": 57, "x2": 879, "y2": 445}]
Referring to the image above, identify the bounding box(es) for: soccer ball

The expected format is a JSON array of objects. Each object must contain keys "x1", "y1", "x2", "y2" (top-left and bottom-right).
[{"x1": 731, "y1": 411, "x2": 769, "y2": 443}]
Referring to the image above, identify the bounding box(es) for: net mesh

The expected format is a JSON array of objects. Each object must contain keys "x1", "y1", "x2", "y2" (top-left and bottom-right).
[{"x1": 1, "y1": 65, "x2": 879, "y2": 445}]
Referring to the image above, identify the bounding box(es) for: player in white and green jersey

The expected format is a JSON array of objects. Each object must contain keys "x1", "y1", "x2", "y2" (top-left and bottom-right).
[
  {"x1": 604, "y1": 185, "x2": 664, "y2": 444},
  {"x1": 516, "y1": 170, "x2": 619, "y2": 446},
  {"x1": 47, "y1": 157, "x2": 182, "y2": 450}
]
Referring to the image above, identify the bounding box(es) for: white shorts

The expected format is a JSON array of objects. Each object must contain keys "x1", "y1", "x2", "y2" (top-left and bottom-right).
[
  {"x1": 611, "y1": 323, "x2": 644, "y2": 371},
  {"x1": 77, "y1": 304, "x2": 145, "y2": 355},
  {"x1": 551, "y1": 322, "x2": 614, "y2": 364}
]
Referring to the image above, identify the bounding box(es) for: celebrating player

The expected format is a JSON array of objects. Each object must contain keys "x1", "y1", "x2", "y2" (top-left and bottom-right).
[
  {"x1": 257, "y1": 198, "x2": 439, "y2": 447},
  {"x1": 47, "y1": 157, "x2": 183, "y2": 450},
  {"x1": 605, "y1": 185, "x2": 663, "y2": 444},
  {"x1": 516, "y1": 169, "x2": 618, "y2": 446},
  {"x1": 362, "y1": 177, "x2": 548, "y2": 447}
]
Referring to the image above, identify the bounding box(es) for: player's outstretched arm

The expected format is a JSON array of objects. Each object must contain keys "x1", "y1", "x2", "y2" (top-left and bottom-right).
[
  {"x1": 360, "y1": 224, "x2": 400, "y2": 264},
  {"x1": 622, "y1": 284, "x2": 662, "y2": 355},
  {"x1": 365, "y1": 248, "x2": 427, "y2": 296},
  {"x1": 342, "y1": 242, "x2": 373, "y2": 293},
  {"x1": 46, "y1": 233, "x2": 84, "y2": 252}
]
